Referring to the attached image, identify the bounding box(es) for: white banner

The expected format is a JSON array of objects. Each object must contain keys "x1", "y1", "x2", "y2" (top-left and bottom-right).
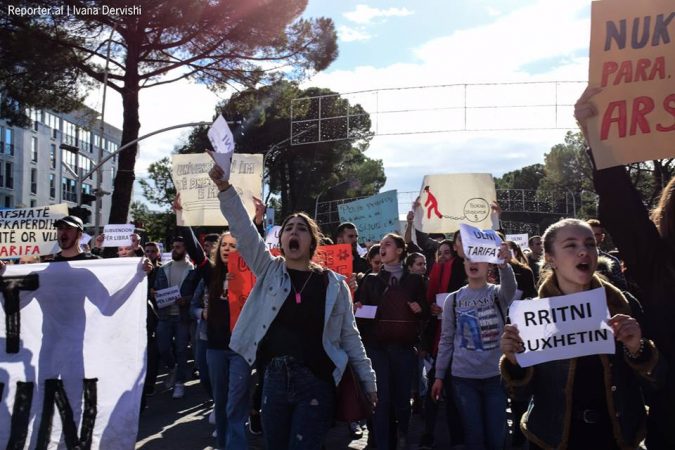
[
  {"x1": 102, "y1": 224, "x2": 135, "y2": 247},
  {"x1": 460, "y1": 223, "x2": 503, "y2": 264},
  {"x1": 414, "y1": 173, "x2": 496, "y2": 233},
  {"x1": 172, "y1": 153, "x2": 263, "y2": 227},
  {"x1": 509, "y1": 287, "x2": 615, "y2": 367},
  {"x1": 0, "y1": 204, "x2": 69, "y2": 258},
  {"x1": 0, "y1": 258, "x2": 148, "y2": 449},
  {"x1": 506, "y1": 233, "x2": 529, "y2": 251}
]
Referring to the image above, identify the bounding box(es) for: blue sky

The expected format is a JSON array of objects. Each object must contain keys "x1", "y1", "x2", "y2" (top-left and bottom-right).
[{"x1": 95, "y1": 0, "x2": 593, "y2": 209}]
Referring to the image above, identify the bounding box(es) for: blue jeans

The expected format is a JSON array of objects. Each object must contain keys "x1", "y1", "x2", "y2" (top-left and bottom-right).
[
  {"x1": 207, "y1": 349, "x2": 252, "y2": 450},
  {"x1": 261, "y1": 356, "x2": 335, "y2": 450},
  {"x1": 451, "y1": 376, "x2": 507, "y2": 450},
  {"x1": 196, "y1": 338, "x2": 212, "y2": 397},
  {"x1": 366, "y1": 345, "x2": 416, "y2": 449},
  {"x1": 156, "y1": 316, "x2": 191, "y2": 383}
]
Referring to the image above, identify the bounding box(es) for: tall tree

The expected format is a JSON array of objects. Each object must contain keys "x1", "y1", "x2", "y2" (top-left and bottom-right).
[
  {"x1": 176, "y1": 80, "x2": 386, "y2": 219},
  {"x1": 1, "y1": 0, "x2": 338, "y2": 223}
]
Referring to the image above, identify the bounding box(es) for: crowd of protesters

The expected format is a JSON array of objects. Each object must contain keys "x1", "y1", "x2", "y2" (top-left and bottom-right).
[{"x1": 1, "y1": 86, "x2": 674, "y2": 450}]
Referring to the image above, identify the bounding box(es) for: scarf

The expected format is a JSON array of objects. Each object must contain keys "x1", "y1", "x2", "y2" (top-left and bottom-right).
[{"x1": 383, "y1": 263, "x2": 404, "y2": 286}]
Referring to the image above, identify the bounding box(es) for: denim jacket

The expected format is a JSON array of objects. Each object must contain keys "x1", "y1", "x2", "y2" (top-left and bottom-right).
[{"x1": 218, "y1": 186, "x2": 377, "y2": 393}]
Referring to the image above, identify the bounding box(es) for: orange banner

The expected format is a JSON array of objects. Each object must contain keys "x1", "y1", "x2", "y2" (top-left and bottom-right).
[
  {"x1": 227, "y1": 251, "x2": 256, "y2": 330},
  {"x1": 312, "y1": 244, "x2": 354, "y2": 278}
]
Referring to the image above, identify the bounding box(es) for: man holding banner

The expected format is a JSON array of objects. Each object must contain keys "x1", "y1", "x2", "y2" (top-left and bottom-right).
[
  {"x1": 500, "y1": 218, "x2": 663, "y2": 449},
  {"x1": 54, "y1": 215, "x2": 101, "y2": 262}
]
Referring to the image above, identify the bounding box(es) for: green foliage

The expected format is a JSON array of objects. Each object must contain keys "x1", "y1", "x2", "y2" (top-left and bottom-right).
[
  {"x1": 138, "y1": 157, "x2": 176, "y2": 209},
  {"x1": 129, "y1": 201, "x2": 176, "y2": 246},
  {"x1": 495, "y1": 164, "x2": 545, "y2": 190},
  {"x1": 176, "y1": 80, "x2": 386, "y2": 219}
]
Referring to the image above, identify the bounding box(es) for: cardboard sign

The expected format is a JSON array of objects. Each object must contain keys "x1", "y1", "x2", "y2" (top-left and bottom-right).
[
  {"x1": 0, "y1": 258, "x2": 147, "y2": 449},
  {"x1": 155, "y1": 285, "x2": 182, "y2": 309},
  {"x1": 172, "y1": 152, "x2": 263, "y2": 226},
  {"x1": 264, "y1": 225, "x2": 281, "y2": 250},
  {"x1": 459, "y1": 223, "x2": 503, "y2": 264},
  {"x1": 312, "y1": 244, "x2": 354, "y2": 278},
  {"x1": 102, "y1": 224, "x2": 135, "y2": 247},
  {"x1": 509, "y1": 287, "x2": 615, "y2": 367},
  {"x1": 414, "y1": 173, "x2": 496, "y2": 233},
  {"x1": 227, "y1": 251, "x2": 256, "y2": 330},
  {"x1": 337, "y1": 190, "x2": 400, "y2": 243},
  {"x1": 587, "y1": 0, "x2": 675, "y2": 169},
  {"x1": 0, "y1": 203, "x2": 68, "y2": 258},
  {"x1": 506, "y1": 233, "x2": 529, "y2": 251}
]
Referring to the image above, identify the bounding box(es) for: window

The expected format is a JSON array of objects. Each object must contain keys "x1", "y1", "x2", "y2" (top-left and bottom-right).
[
  {"x1": 28, "y1": 108, "x2": 40, "y2": 131},
  {"x1": 62, "y1": 148, "x2": 78, "y2": 173},
  {"x1": 5, "y1": 162, "x2": 13, "y2": 189},
  {"x1": 62, "y1": 177, "x2": 77, "y2": 202},
  {"x1": 3, "y1": 128, "x2": 13, "y2": 155},
  {"x1": 63, "y1": 120, "x2": 77, "y2": 146},
  {"x1": 50, "y1": 144, "x2": 56, "y2": 169},
  {"x1": 80, "y1": 129, "x2": 91, "y2": 152},
  {"x1": 30, "y1": 199, "x2": 37, "y2": 208},
  {"x1": 30, "y1": 169, "x2": 37, "y2": 194},
  {"x1": 78, "y1": 154, "x2": 92, "y2": 178},
  {"x1": 4, "y1": 196, "x2": 11, "y2": 208},
  {"x1": 31, "y1": 137, "x2": 38, "y2": 162},
  {"x1": 44, "y1": 112, "x2": 59, "y2": 138},
  {"x1": 49, "y1": 174, "x2": 55, "y2": 198}
]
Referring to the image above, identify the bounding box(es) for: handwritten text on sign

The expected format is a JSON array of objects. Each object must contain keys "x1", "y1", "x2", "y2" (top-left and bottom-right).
[
  {"x1": 509, "y1": 287, "x2": 615, "y2": 367},
  {"x1": 155, "y1": 286, "x2": 182, "y2": 309},
  {"x1": 338, "y1": 190, "x2": 400, "y2": 243},
  {"x1": 103, "y1": 224, "x2": 135, "y2": 247},
  {"x1": 588, "y1": 0, "x2": 675, "y2": 169},
  {"x1": 0, "y1": 203, "x2": 68, "y2": 258},
  {"x1": 460, "y1": 223, "x2": 503, "y2": 264}
]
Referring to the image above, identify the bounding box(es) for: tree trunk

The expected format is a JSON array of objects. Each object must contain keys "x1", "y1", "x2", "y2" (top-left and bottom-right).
[{"x1": 108, "y1": 31, "x2": 141, "y2": 225}]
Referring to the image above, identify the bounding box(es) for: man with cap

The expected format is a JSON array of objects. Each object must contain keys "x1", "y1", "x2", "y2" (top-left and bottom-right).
[{"x1": 54, "y1": 215, "x2": 101, "y2": 261}]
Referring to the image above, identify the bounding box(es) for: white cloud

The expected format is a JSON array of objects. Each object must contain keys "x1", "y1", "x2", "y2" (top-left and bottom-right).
[
  {"x1": 343, "y1": 4, "x2": 414, "y2": 25},
  {"x1": 338, "y1": 25, "x2": 373, "y2": 42}
]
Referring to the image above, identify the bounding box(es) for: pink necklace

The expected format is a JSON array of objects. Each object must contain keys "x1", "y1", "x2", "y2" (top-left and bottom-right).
[{"x1": 291, "y1": 271, "x2": 313, "y2": 304}]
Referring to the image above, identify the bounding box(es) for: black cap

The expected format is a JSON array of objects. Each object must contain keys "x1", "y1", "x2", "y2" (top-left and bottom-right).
[{"x1": 54, "y1": 215, "x2": 84, "y2": 231}]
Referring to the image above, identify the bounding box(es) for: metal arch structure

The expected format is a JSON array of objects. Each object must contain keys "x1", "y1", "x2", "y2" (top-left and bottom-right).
[{"x1": 289, "y1": 81, "x2": 586, "y2": 145}]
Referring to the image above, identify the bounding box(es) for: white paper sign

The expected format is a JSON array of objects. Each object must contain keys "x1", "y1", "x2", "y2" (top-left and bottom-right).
[
  {"x1": 155, "y1": 285, "x2": 182, "y2": 309},
  {"x1": 161, "y1": 252, "x2": 172, "y2": 263},
  {"x1": 506, "y1": 234, "x2": 529, "y2": 251},
  {"x1": 509, "y1": 287, "x2": 615, "y2": 367},
  {"x1": 265, "y1": 225, "x2": 281, "y2": 250},
  {"x1": 80, "y1": 233, "x2": 92, "y2": 246},
  {"x1": 355, "y1": 305, "x2": 378, "y2": 319},
  {"x1": 0, "y1": 258, "x2": 147, "y2": 449},
  {"x1": 436, "y1": 292, "x2": 450, "y2": 308},
  {"x1": 460, "y1": 223, "x2": 503, "y2": 264},
  {"x1": 265, "y1": 207, "x2": 275, "y2": 228},
  {"x1": 207, "y1": 115, "x2": 235, "y2": 180},
  {"x1": 102, "y1": 224, "x2": 136, "y2": 247},
  {"x1": 356, "y1": 245, "x2": 367, "y2": 258}
]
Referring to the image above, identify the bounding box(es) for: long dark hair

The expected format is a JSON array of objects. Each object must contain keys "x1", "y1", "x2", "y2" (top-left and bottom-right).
[
  {"x1": 278, "y1": 212, "x2": 322, "y2": 259},
  {"x1": 207, "y1": 232, "x2": 232, "y2": 317}
]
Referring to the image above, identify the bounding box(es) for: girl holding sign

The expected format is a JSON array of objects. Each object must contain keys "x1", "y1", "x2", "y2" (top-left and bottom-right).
[
  {"x1": 500, "y1": 218, "x2": 662, "y2": 450},
  {"x1": 430, "y1": 242, "x2": 515, "y2": 450},
  {"x1": 207, "y1": 161, "x2": 377, "y2": 450}
]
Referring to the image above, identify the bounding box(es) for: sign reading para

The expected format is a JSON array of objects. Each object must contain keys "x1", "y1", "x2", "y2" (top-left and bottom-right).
[
  {"x1": 587, "y1": 0, "x2": 675, "y2": 169},
  {"x1": 102, "y1": 224, "x2": 136, "y2": 247},
  {"x1": 337, "y1": 190, "x2": 400, "y2": 244},
  {"x1": 459, "y1": 223, "x2": 503, "y2": 264},
  {"x1": 0, "y1": 203, "x2": 68, "y2": 258},
  {"x1": 155, "y1": 286, "x2": 182, "y2": 309},
  {"x1": 509, "y1": 287, "x2": 615, "y2": 367}
]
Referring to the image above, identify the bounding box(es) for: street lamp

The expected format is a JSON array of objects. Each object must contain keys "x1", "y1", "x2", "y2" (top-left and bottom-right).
[{"x1": 314, "y1": 179, "x2": 359, "y2": 222}]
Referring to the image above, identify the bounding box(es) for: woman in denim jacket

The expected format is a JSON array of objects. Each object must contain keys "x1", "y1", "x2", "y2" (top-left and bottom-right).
[
  {"x1": 208, "y1": 162, "x2": 376, "y2": 450},
  {"x1": 500, "y1": 219, "x2": 663, "y2": 449}
]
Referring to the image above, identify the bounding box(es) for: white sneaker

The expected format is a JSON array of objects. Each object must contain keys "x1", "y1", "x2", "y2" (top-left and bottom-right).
[
  {"x1": 172, "y1": 383, "x2": 185, "y2": 399},
  {"x1": 164, "y1": 368, "x2": 176, "y2": 390},
  {"x1": 209, "y1": 410, "x2": 216, "y2": 425}
]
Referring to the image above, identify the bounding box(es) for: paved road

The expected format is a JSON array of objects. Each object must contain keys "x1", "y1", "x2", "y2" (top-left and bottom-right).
[{"x1": 135, "y1": 371, "x2": 455, "y2": 450}]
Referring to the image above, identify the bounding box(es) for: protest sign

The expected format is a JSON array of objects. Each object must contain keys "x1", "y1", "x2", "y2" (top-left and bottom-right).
[
  {"x1": 264, "y1": 225, "x2": 281, "y2": 250},
  {"x1": 80, "y1": 233, "x2": 93, "y2": 247},
  {"x1": 208, "y1": 115, "x2": 235, "y2": 180},
  {"x1": 509, "y1": 287, "x2": 615, "y2": 367},
  {"x1": 265, "y1": 207, "x2": 275, "y2": 228},
  {"x1": 228, "y1": 251, "x2": 256, "y2": 330},
  {"x1": 0, "y1": 203, "x2": 68, "y2": 258},
  {"x1": 161, "y1": 252, "x2": 172, "y2": 263},
  {"x1": 414, "y1": 173, "x2": 496, "y2": 233},
  {"x1": 102, "y1": 224, "x2": 135, "y2": 247},
  {"x1": 0, "y1": 258, "x2": 147, "y2": 449},
  {"x1": 313, "y1": 244, "x2": 353, "y2": 278},
  {"x1": 155, "y1": 285, "x2": 182, "y2": 309},
  {"x1": 172, "y1": 152, "x2": 263, "y2": 226},
  {"x1": 337, "y1": 190, "x2": 400, "y2": 243},
  {"x1": 506, "y1": 233, "x2": 529, "y2": 251},
  {"x1": 587, "y1": 0, "x2": 675, "y2": 169},
  {"x1": 459, "y1": 223, "x2": 503, "y2": 264}
]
